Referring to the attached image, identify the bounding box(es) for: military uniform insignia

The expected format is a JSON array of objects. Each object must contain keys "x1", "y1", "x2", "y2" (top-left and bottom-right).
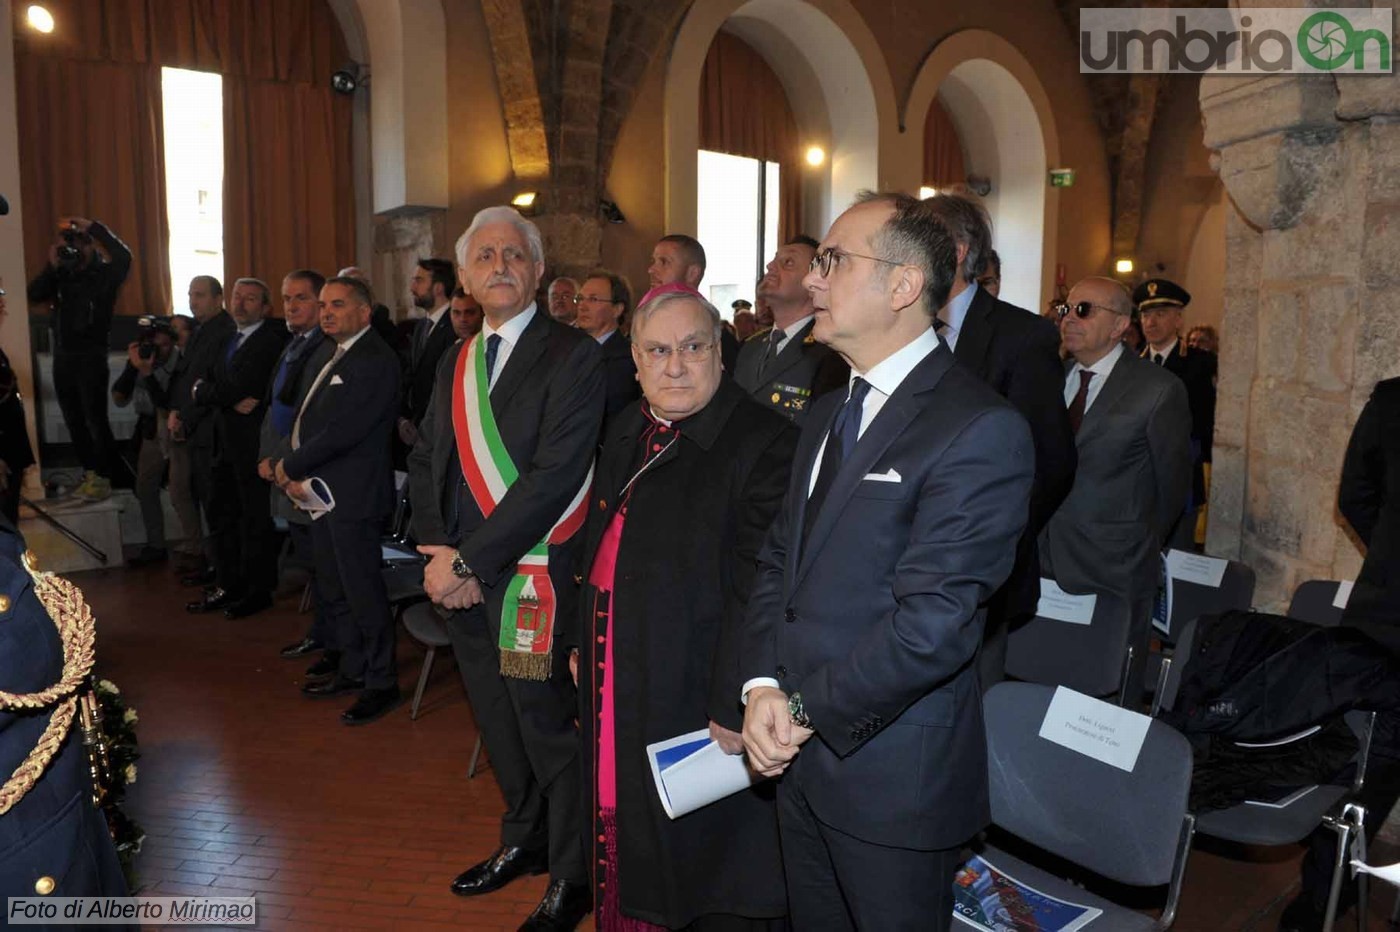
[
  {"x1": 1147, "y1": 282, "x2": 1158, "y2": 298},
  {"x1": 803, "y1": 331, "x2": 816, "y2": 345},
  {"x1": 769, "y1": 381, "x2": 812, "y2": 416},
  {"x1": 771, "y1": 391, "x2": 781, "y2": 404}
]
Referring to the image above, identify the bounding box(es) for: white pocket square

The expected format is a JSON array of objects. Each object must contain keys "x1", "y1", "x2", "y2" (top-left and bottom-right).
[
  {"x1": 329, "y1": 375, "x2": 345, "y2": 386},
  {"x1": 862, "y1": 468, "x2": 901, "y2": 483}
]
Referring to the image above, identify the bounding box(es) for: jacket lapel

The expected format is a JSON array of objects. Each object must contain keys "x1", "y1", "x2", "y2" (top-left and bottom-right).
[
  {"x1": 952, "y1": 286, "x2": 994, "y2": 372},
  {"x1": 763, "y1": 319, "x2": 816, "y2": 383},
  {"x1": 489, "y1": 311, "x2": 550, "y2": 417},
  {"x1": 1076, "y1": 351, "x2": 1134, "y2": 440},
  {"x1": 791, "y1": 347, "x2": 955, "y2": 589}
]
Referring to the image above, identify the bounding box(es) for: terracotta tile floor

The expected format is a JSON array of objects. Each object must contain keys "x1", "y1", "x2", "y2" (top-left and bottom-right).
[{"x1": 70, "y1": 560, "x2": 1396, "y2": 931}]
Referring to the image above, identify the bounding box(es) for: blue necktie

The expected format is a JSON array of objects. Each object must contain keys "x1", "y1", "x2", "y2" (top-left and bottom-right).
[
  {"x1": 485, "y1": 333, "x2": 502, "y2": 382},
  {"x1": 224, "y1": 331, "x2": 244, "y2": 363},
  {"x1": 269, "y1": 335, "x2": 308, "y2": 438},
  {"x1": 803, "y1": 378, "x2": 872, "y2": 548}
]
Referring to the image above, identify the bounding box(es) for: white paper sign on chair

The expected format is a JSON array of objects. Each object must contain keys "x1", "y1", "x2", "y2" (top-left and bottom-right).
[
  {"x1": 1038, "y1": 686, "x2": 1152, "y2": 773},
  {"x1": 1037, "y1": 578, "x2": 1096, "y2": 625},
  {"x1": 1165, "y1": 549, "x2": 1228, "y2": 588}
]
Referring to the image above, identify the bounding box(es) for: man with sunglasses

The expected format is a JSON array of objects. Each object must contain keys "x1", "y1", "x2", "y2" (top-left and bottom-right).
[
  {"x1": 740, "y1": 193, "x2": 1035, "y2": 932},
  {"x1": 1040, "y1": 277, "x2": 1192, "y2": 701},
  {"x1": 923, "y1": 194, "x2": 1076, "y2": 689},
  {"x1": 734, "y1": 235, "x2": 848, "y2": 426}
]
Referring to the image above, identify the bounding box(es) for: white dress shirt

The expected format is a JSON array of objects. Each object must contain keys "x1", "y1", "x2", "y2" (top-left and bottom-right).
[
  {"x1": 1063, "y1": 341, "x2": 1124, "y2": 415},
  {"x1": 481, "y1": 302, "x2": 537, "y2": 392},
  {"x1": 292, "y1": 325, "x2": 371, "y2": 449},
  {"x1": 743, "y1": 327, "x2": 942, "y2": 703},
  {"x1": 1148, "y1": 337, "x2": 1178, "y2": 366}
]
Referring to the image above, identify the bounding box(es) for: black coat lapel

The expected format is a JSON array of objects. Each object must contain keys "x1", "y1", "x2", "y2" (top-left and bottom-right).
[
  {"x1": 489, "y1": 311, "x2": 550, "y2": 416},
  {"x1": 764, "y1": 319, "x2": 816, "y2": 382},
  {"x1": 952, "y1": 287, "x2": 994, "y2": 373}
]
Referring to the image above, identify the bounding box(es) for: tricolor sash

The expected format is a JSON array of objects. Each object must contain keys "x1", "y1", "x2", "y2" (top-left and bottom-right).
[{"x1": 452, "y1": 333, "x2": 592, "y2": 680}]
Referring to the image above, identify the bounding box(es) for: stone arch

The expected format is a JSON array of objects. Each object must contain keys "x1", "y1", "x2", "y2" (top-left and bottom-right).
[
  {"x1": 665, "y1": 0, "x2": 900, "y2": 237},
  {"x1": 904, "y1": 30, "x2": 1060, "y2": 311}
]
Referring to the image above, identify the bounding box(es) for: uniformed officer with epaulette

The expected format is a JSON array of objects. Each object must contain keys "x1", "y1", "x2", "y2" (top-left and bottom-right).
[
  {"x1": 1134, "y1": 278, "x2": 1217, "y2": 546},
  {"x1": 732, "y1": 236, "x2": 847, "y2": 426},
  {"x1": 0, "y1": 518, "x2": 129, "y2": 912}
]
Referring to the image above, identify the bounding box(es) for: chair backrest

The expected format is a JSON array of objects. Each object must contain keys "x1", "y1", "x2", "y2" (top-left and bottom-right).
[
  {"x1": 984, "y1": 681, "x2": 1194, "y2": 887},
  {"x1": 1006, "y1": 589, "x2": 1135, "y2": 697},
  {"x1": 1287, "y1": 579, "x2": 1347, "y2": 627},
  {"x1": 385, "y1": 470, "x2": 413, "y2": 544},
  {"x1": 1155, "y1": 617, "x2": 1198, "y2": 715},
  {"x1": 1165, "y1": 556, "x2": 1256, "y2": 641}
]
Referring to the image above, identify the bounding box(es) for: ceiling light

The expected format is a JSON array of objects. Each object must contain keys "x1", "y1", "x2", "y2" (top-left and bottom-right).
[
  {"x1": 27, "y1": 5, "x2": 55, "y2": 33},
  {"x1": 918, "y1": 186, "x2": 938, "y2": 200},
  {"x1": 805, "y1": 146, "x2": 825, "y2": 167},
  {"x1": 1115, "y1": 258, "x2": 1134, "y2": 275}
]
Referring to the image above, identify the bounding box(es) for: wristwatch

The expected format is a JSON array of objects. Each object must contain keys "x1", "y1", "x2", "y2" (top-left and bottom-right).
[
  {"x1": 450, "y1": 553, "x2": 476, "y2": 580},
  {"x1": 788, "y1": 691, "x2": 812, "y2": 729}
]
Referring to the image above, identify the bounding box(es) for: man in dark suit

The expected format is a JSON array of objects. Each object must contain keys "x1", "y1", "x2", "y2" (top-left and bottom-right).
[
  {"x1": 1277, "y1": 381, "x2": 1400, "y2": 931},
  {"x1": 257, "y1": 270, "x2": 334, "y2": 667},
  {"x1": 741, "y1": 193, "x2": 1035, "y2": 932},
  {"x1": 647, "y1": 233, "x2": 739, "y2": 372},
  {"x1": 399, "y1": 258, "x2": 458, "y2": 454},
  {"x1": 924, "y1": 194, "x2": 1077, "y2": 687},
  {"x1": 185, "y1": 278, "x2": 289, "y2": 619},
  {"x1": 409, "y1": 206, "x2": 603, "y2": 931},
  {"x1": 1039, "y1": 277, "x2": 1192, "y2": 698},
  {"x1": 733, "y1": 236, "x2": 848, "y2": 426},
  {"x1": 275, "y1": 277, "x2": 402, "y2": 725},
  {"x1": 574, "y1": 269, "x2": 639, "y2": 424},
  {"x1": 1135, "y1": 278, "x2": 1216, "y2": 547},
  {"x1": 0, "y1": 520, "x2": 129, "y2": 903},
  {"x1": 169, "y1": 276, "x2": 235, "y2": 582}
]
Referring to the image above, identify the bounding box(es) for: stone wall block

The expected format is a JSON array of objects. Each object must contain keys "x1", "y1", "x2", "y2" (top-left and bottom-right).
[
  {"x1": 1353, "y1": 284, "x2": 1400, "y2": 399},
  {"x1": 1362, "y1": 202, "x2": 1400, "y2": 288},
  {"x1": 1206, "y1": 444, "x2": 1247, "y2": 557},
  {"x1": 1367, "y1": 121, "x2": 1400, "y2": 203},
  {"x1": 1254, "y1": 289, "x2": 1302, "y2": 379},
  {"x1": 1243, "y1": 454, "x2": 1307, "y2": 556},
  {"x1": 1299, "y1": 282, "x2": 1358, "y2": 395},
  {"x1": 1200, "y1": 75, "x2": 1338, "y2": 152}
]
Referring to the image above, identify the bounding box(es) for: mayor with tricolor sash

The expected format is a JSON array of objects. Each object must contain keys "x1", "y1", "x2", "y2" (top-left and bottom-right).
[{"x1": 408, "y1": 206, "x2": 605, "y2": 932}]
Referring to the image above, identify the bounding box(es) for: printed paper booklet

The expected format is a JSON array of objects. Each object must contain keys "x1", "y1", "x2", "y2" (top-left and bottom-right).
[
  {"x1": 645, "y1": 729, "x2": 763, "y2": 820},
  {"x1": 953, "y1": 853, "x2": 1103, "y2": 931}
]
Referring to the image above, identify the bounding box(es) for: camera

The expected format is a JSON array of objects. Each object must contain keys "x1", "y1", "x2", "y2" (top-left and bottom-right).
[
  {"x1": 135, "y1": 315, "x2": 176, "y2": 360},
  {"x1": 56, "y1": 222, "x2": 89, "y2": 267}
]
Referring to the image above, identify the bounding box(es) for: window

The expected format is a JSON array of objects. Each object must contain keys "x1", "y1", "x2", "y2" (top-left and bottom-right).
[
  {"x1": 697, "y1": 150, "x2": 781, "y2": 320},
  {"x1": 161, "y1": 67, "x2": 224, "y2": 313}
]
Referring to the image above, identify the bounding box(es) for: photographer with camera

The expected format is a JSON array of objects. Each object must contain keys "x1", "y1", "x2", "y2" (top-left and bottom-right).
[
  {"x1": 26, "y1": 216, "x2": 132, "y2": 503},
  {"x1": 112, "y1": 315, "x2": 180, "y2": 566}
]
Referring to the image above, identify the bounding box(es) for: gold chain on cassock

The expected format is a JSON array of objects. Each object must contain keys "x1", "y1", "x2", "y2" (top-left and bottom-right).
[{"x1": 0, "y1": 551, "x2": 100, "y2": 815}]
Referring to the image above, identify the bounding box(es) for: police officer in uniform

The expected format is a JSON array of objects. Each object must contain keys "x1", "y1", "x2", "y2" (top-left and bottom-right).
[
  {"x1": 1134, "y1": 278, "x2": 1217, "y2": 548},
  {"x1": 0, "y1": 520, "x2": 129, "y2": 908},
  {"x1": 733, "y1": 236, "x2": 847, "y2": 426}
]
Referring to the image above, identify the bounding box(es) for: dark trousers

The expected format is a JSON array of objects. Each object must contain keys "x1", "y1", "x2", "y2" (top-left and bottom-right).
[
  {"x1": 287, "y1": 521, "x2": 334, "y2": 649},
  {"x1": 188, "y1": 443, "x2": 217, "y2": 563},
  {"x1": 1297, "y1": 754, "x2": 1400, "y2": 919},
  {"x1": 310, "y1": 515, "x2": 394, "y2": 688},
  {"x1": 52, "y1": 350, "x2": 116, "y2": 477},
  {"x1": 446, "y1": 605, "x2": 586, "y2": 884},
  {"x1": 776, "y1": 769, "x2": 962, "y2": 932},
  {"x1": 209, "y1": 451, "x2": 278, "y2": 597}
]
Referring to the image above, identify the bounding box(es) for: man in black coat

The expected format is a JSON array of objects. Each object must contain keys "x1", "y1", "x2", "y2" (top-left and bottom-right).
[
  {"x1": 409, "y1": 206, "x2": 603, "y2": 931},
  {"x1": 0, "y1": 519, "x2": 128, "y2": 904},
  {"x1": 575, "y1": 289, "x2": 794, "y2": 929},
  {"x1": 276, "y1": 277, "x2": 402, "y2": 725},
  {"x1": 741, "y1": 194, "x2": 1034, "y2": 932},
  {"x1": 1135, "y1": 278, "x2": 1216, "y2": 547},
  {"x1": 925, "y1": 194, "x2": 1077, "y2": 687},
  {"x1": 1278, "y1": 379, "x2": 1400, "y2": 932},
  {"x1": 733, "y1": 236, "x2": 849, "y2": 426},
  {"x1": 398, "y1": 258, "x2": 458, "y2": 456},
  {"x1": 185, "y1": 278, "x2": 289, "y2": 619},
  {"x1": 574, "y1": 269, "x2": 640, "y2": 425},
  {"x1": 170, "y1": 277, "x2": 236, "y2": 581}
]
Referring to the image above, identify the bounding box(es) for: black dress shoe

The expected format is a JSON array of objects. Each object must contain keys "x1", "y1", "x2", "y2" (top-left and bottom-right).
[
  {"x1": 305, "y1": 651, "x2": 341, "y2": 678},
  {"x1": 180, "y1": 567, "x2": 217, "y2": 587},
  {"x1": 340, "y1": 686, "x2": 402, "y2": 725},
  {"x1": 450, "y1": 845, "x2": 549, "y2": 897},
  {"x1": 280, "y1": 637, "x2": 323, "y2": 659},
  {"x1": 301, "y1": 674, "x2": 364, "y2": 697},
  {"x1": 223, "y1": 591, "x2": 273, "y2": 619},
  {"x1": 518, "y1": 879, "x2": 591, "y2": 932},
  {"x1": 186, "y1": 588, "x2": 237, "y2": 613}
]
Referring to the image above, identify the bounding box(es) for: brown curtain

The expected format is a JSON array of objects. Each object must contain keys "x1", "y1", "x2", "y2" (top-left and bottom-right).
[
  {"x1": 700, "y1": 30, "x2": 802, "y2": 242},
  {"x1": 15, "y1": 55, "x2": 171, "y2": 316},
  {"x1": 222, "y1": 75, "x2": 354, "y2": 289},
  {"x1": 923, "y1": 96, "x2": 967, "y2": 190},
  {"x1": 14, "y1": 0, "x2": 354, "y2": 311}
]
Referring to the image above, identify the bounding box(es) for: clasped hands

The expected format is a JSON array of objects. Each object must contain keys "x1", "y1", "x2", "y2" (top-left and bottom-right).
[
  {"x1": 742, "y1": 686, "x2": 814, "y2": 777},
  {"x1": 258, "y1": 457, "x2": 308, "y2": 501},
  {"x1": 416, "y1": 544, "x2": 484, "y2": 611}
]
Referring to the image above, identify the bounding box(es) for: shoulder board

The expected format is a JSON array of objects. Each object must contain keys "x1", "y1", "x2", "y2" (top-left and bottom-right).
[{"x1": 744, "y1": 328, "x2": 774, "y2": 343}]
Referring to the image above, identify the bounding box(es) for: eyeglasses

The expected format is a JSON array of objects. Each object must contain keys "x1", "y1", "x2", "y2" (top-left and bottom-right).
[
  {"x1": 809, "y1": 247, "x2": 905, "y2": 278},
  {"x1": 1054, "y1": 301, "x2": 1119, "y2": 320},
  {"x1": 637, "y1": 341, "x2": 715, "y2": 366},
  {"x1": 573, "y1": 294, "x2": 614, "y2": 306}
]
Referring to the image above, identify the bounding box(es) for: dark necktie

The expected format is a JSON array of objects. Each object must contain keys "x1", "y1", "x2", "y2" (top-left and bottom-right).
[
  {"x1": 758, "y1": 328, "x2": 782, "y2": 380},
  {"x1": 803, "y1": 377, "x2": 872, "y2": 548},
  {"x1": 485, "y1": 333, "x2": 502, "y2": 383},
  {"x1": 224, "y1": 330, "x2": 245, "y2": 363},
  {"x1": 412, "y1": 317, "x2": 430, "y2": 365},
  {"x1": 1152, "y1": 352, "x2": 1164, "y2": 366},
  {"x1": 1067, "y1": 369, "x2": 1093, "y2": 435}
]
